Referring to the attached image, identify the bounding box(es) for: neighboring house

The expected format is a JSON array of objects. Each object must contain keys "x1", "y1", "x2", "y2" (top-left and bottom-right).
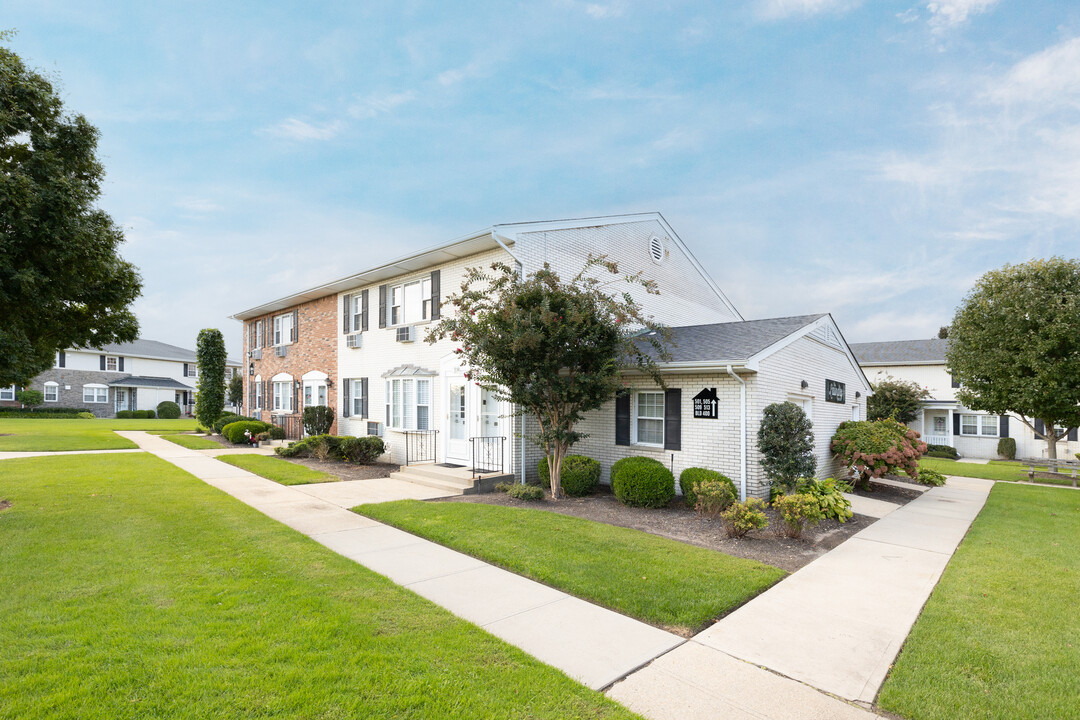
[
  {"x1": 233, "y1": 213, "x2": 870, "y2": 498},
  {"x1": 0, "y1": 339, "x2": 242, "y2": 418},
  {"x1": 851, "y1": 338, "x2": 1079, "y2": 460}
]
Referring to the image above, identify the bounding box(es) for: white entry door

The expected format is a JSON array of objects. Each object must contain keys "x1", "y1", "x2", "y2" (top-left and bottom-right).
[{"x1": 446, "y1": 379, "x2": 470, "y2": 465}]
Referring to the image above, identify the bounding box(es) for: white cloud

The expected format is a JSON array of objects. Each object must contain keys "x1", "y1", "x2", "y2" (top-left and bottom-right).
[
  {"x1": 755, "y1": 0, "x2": 860, "y2": 21},
  {"x1": 260, "y1": 117, "x2": 344, "y2": 141},
  {"x1": 438, "y1": 61, "x2": 485, "y2": 87},
  {"x1": 925, "y1": 0, "x2": 997, "y2": 32},
  {"x1": 174, "y1": 197, "x2": 222, "y2": 214},
  {"x1": 348, "y1": 90, "x2": 416, "y2": 119},
  {"x1": 985, "y1": 36, "x2": 1080, "y2": 109},
  {"x1": 584, "y1": 2, "x2": 625, "y2": 19},
  {"x1": 896, "y1": 8, "x2": 919, "y2": 23}
]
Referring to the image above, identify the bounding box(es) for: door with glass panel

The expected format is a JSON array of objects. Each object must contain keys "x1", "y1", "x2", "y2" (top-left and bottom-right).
[{"x1": 445, "y1": 380, "x2": 470, "y2": 465}]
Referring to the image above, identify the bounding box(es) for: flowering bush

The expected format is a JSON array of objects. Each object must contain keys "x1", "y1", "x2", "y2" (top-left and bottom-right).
[{"x1": 830, "y1": 418, "x2": 927, "y2": 489}]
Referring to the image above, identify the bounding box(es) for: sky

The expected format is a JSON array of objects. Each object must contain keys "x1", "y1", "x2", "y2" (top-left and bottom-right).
[{"x1": 4, "y1": 0, "x2": 1080, "y2": 360}]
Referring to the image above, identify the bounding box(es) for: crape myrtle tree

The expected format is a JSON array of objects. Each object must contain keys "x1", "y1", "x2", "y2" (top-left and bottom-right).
[
  {"x1": 867, "y1": 377, "x2": 929, "y2": 424},
  {"x1": 194, "y1": 329, "x2": 226, "y2": 430},
  {"x1": 947, "y1": 258, "x2": 1080, "y2": 461},
  {"x1": 427, "y1": 257, "x2": 671, "y2": 499},
  {"x1": 0, "y1": 35, "x2": 142, "y2": 386}
]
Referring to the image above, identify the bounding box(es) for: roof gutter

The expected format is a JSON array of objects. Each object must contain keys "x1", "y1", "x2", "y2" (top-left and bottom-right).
[{"x1": 726, "y1": 365, "x2": 747, "y2": 502}]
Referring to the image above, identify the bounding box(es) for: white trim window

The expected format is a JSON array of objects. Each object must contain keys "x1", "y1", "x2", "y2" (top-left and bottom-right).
[
  {"x1": 352, "y1": 295, "x2": 363, "y2": 333},
  {"x1": 273, "y1": 381, "x2": 293, "y2": 412},
  {"x1": 83, "y1": 384, "x2": 108, "y2": 403},
  {"x1": 303, "y1": 381, "x2": 327, "y2": 408},
  {"x1": 273, "y1": 313, "x2": 294, "y2": 346},
  {"x1": 634, "y1": 391, "x2": 664, "y2": 446},
  {"x1": 389, "y1": 277, "x2": 432, "y2": 326},
  {"x1": 0, "y1": 385, "x2": 15, "y2": 401},
  {"x1": 254, "y1": 377, "x2": 263, "y2": 410},
  {"x1": 105, "y1": 355, "x2": 119, "y2": 372},
  {"x1": 961, "y1": 414, "x2": 998, "y2": 437},
  {"x1": 352, "y1": 380, "x2": 364, "y2": 417},
  {"x1": 44, "y1": 382, "x2": 59, "y2": 402},
  {"x1": 386, "y1": 378, "x2": 431, "y2": 430}
]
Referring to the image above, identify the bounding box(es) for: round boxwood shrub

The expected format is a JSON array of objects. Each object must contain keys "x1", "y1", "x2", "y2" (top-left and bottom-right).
[
  {"x1": 222, "y1": 420, "x2": 273, "y2": 444},
  {"x1": 214, "y1": 413, "x2": 250, "y2": 434},
  {"x1": 156, "y1": 401, "x2": 181, "y2": 419},
  {"x1": 679, "y1": 467, "x2": 737, "y2": 510},
  {"x1": 537, "y1": 455, "x2": 601, "y2": 497},
  {"x1": 610, "y1": 456, "x2": 675, "y2": 508}
]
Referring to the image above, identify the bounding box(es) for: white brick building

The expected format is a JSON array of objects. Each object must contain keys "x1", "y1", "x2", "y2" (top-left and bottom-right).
[{"x1": 234, "y1": 213, "x2": 870, "y2": 498}]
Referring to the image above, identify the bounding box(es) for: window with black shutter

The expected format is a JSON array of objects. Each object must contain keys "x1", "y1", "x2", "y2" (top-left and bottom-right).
[
  {"x1": 342, "y1": 294, "x2": 352, "y2": 334},
  {"x1": 430, "y1": 270, "x2": 441, "y2": 320},
  {"x1": 615, "y1": 392, "x2": 630, "y2": 446},
  {"x1": 361, "y1": 290, "x2": 369, "y2": 331},
  {"x1": 378, "y1": 285, "x2": 387, "y2": 329},
  {"x1": 342, "y1": 379, "x2": 351, "y2": 417},
  {"x1": 664, "y1": 388, "x2": 682, "y2": 451}
]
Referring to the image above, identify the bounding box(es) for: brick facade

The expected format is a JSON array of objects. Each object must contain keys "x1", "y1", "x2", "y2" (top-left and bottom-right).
[{"x1": 244, "y1": 294, "x2": 339, "y2": 436}]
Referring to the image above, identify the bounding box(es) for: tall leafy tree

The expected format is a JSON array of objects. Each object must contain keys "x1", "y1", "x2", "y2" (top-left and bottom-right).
[
  {"x1": 428, "y1": 257, "x2": 670, "y2": 499},
  {"x1": 194, "y1": 329, "x2": 226, "y2": 429},
  {"x1": 947, "y1": 257, "x2": 1080, "y2": 460},
  {"x1": 867, "y1": 378, "x2": 929, "y2": 424},
  {"x1": 0, "y1": 37, "x2": 142, "y2": 386},
  {"x1": 227, "y1": 373, "x2": 244, "y2": 412}
]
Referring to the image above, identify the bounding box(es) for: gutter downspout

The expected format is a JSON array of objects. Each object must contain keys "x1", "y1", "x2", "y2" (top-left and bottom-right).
[
  {"x1": 493, "y1": 229, "x2": 528, "y2": 485},
  {"x1": 726, "y1": 365, "x2": 747, "y2": 501}
]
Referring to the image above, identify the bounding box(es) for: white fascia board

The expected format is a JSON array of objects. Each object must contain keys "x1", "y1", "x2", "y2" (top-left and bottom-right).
[
  {"x1": 745, "y1": 314, "x2": 874, "y2": 392},
  {"x1": 620, "y1": 361, "x2": 751, "y2": 375},
  {"x1": 69, "y1": 348, "x2": 197, "y2": 365}
]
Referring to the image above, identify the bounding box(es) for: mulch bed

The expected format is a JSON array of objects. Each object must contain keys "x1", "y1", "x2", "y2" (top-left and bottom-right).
[
  {"x1": 282, "y1": 457, "x2": 399, "y2": 482},
  {"x1": 434, "y1": 486, "x2": 875, "y2": 573},
  {"x1": 851, "y1": 478, "x2": 924, "y2": 506}
]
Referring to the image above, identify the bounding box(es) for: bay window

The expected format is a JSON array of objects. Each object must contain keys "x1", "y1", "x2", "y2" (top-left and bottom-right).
[{"x1": 386, "y1": 378, "x2": 431, "y2": 430}]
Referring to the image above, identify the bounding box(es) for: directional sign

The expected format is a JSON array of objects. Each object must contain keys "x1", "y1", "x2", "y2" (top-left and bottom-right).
[
  {"x1": 825, "y1": 379, "x2": 846, "y2": 404},
  {"x1": 692, "y1": 387, "x2": 719, "y2": 419}
]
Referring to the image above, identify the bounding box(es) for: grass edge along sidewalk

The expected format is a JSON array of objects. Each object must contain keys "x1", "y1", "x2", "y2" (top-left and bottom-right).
[
  {"x1": 0, "y1": 417, "x2": 198, "y2": 452},
  {"x1": 0, "y1": 453, "x2": 640, "y2": 720},
  {"x1": 919, "y1": 456, "x2": 1076, "y2": 486},
  {"x1": 877, "y1": 482, "x2": 1080, "y2": 720},
  {"x1": 357, "y1": 499, "x2": 786, "y2": 635},
  {"x1": 217, "y1": 453, "x2": 337, "y2": 485}
]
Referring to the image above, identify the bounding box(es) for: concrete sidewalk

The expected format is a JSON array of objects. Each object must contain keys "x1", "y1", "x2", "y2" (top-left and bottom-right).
[
  {"x1": 610, "y1": 475, "x2": 993, "y2": 718},
  {"x1": 0, "y1": 448, "x2": 144, "y2": 460},
  {"x1": 115, "y1": 431, "x2": 684, "y2": 691}
]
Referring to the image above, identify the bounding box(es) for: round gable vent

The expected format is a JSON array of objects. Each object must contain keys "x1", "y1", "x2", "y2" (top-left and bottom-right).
[{"x1": 648, "y1": 235, "x2": 667, "y2": 264}]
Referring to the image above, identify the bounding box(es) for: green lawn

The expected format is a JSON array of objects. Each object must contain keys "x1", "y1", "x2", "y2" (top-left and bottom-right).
[
  {"x1": 878, "y1": 483, "x2": 1080, "y2": 719},
  {"x1": 217, "y1": 454, "x2": 336, "y2": 485},
  {"x1": 356, "y1": 500, "x2": 786, "y2": 634},
  {"x1": 159, "y1": 433, "x2": 222, "y2": 450},
  {"x1": 0, "y1": 453, "x2": 638, "y2": 719},
  {"x1": 0, "y1": 418, "x2": 198, "y2": 451},
  {"x1": 920, "y1": 457, "x2": 1075, "y2": 486}
]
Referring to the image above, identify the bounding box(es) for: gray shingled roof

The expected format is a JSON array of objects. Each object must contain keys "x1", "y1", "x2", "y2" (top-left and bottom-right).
[
  {"x1": 849, "y1": 339, "x2": 950, "y2": 365},
  {"x1": 76, "y1": 338, "x2": 240, "y2": 366},
  {"x1": 637, "y1": 314, "x2": 827, "y2": 364},
  {"x1": 107, "y1": 376, "x2": 195, "y2": 390}
]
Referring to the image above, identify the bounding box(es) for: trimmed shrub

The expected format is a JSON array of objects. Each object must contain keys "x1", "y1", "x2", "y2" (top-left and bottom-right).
[
  {"x1": 538, "y1": 455, "x2": 601, "y2": 497},
  {"x1": 610, "y1": 456, "x2": 674, "y2": 508},
  {"x1": 77, "y1": 411, "x2": 95, "y2": 419},
  {"x1": 679, "y1": 467, "x2": 736, "y2": 510},
  {"x1": 16, "y1": 389, "x2": 43, "y2": 408},
  {"x1": 505, "y1": 483, "x2": 545, "y2": 501},
  {"x1": 925, "y1": 443, "x2": 959, "y2": 460},
  {"x1": 116, "y1": 410, "x2": 133, "y2": 419},
  {"x1": 720, "y1": 498, "x2": 769, "y2": 538},
  {"x1": 275, "y1": 434, "x2": 343, "y2": 460},
  {"x1": 916, "y1": 468, "x2": 947, "y2": 487},
  {"x1": 997, "y1": 437, "x2": 1017, "y2": 460},
  {"x1": 341, "y1": 436, "x2": 385, "y2": 464},
  {"x1": 757, "y1": 402, "x2": 816, "y2": 493},
  {"x1": 213, "y1": 413, "x2": 247, "y2": 434},
  {"x1": 0, "y1": 406, "x2": 86, "y2": 416},
  {"x1": 303, "y1": 406, "x2": 335, "y2": 436},
  {"x1": 0, "y1": 411, "x2": 86, "y2": 419},
  {"x1": 797, "y1": 477, "x2": 853, "y2": 523},
  {"x1": 773, "y1": 492, "x2": 824, "y2": 539},
  {"x1": 268, "y1": 425, "x2": 287, "y2": 440},
  {"x1": 118, "y1": 409, "x2": 156, "y2": 419},
  {"x1": 831, "y1": 418, "x2": 927, "y2": 489},
  {"x1": 695, "y1": 480, "x2": 736, "y2": 517},
  {"x1": 222, "y1": 420, "x2": 273, "y2": 444},
  {"x1": 156, "y1": 401, "x2": 181, "y2": 419}
]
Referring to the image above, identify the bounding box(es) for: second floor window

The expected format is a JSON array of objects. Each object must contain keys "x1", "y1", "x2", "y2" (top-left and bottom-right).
[
  {"x1": 105, "y1": 356, "x2": 118, "y2": 372},
  {"x1": 390, "y1": 277, "x2": 431, "y2": 326},
  {"x1": 274, "y1": 313, "x2": 294, "y2": 345}
]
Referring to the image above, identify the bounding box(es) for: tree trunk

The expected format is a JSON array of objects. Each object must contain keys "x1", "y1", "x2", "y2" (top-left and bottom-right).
[
  {"x1": 549, "y1": 444, "x2": 564, "y2": 499},
  {"x1": 1043, "y1": 420, "x2": 1059, "y2": 461}
]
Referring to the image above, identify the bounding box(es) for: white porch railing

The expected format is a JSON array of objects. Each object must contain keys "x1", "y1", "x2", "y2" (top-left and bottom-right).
[{"x1": 923, "y1": 434, "x2": 952, "y2": 447}]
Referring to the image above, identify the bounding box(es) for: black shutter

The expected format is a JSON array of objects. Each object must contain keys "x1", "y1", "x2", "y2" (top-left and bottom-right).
[
  {"x1": 1035, "y1": 419, "x2": 1045, "y2": 438},
  {"x1": 100, "y1": 355, "x2": 106, "y2": 371},
  {"x1": 342, "y1": 379, "x2": 351, "y2": 417},
  {"x1": 430, "y1": 270, "x2": 441, "y2": 320},
  {"x1": 999, "y1": 415, "x2": 1010, "y2": 438},
  {"x1": 183, "y1": 363, "x2": 188, "y2": 377},
  {"x1": 343, "y1": 294, "x2": 352, "y2": 334},
  {"x1": 118, "y1": 357, "x2": 125, "y2": 372},
  {"x1": 361, "y1": 289, "x2": 369, "y2": 331},
  {"x1": 292, "y1": 381, "x2": 298, "y2": 414},
  {"x1": 951, "y1": 374, "x2": 960, "y2": 389},
  {"x1": 1069, "y1": 428, "x2": 1078, "y2": 442},
  {"x1": 292, "y1": 309, "x2": 299, "y2": 343},
  {"x1": 361, "y1": 378, "x2": 368, "y2": 419},
  {"x1": 953, "y1": 413, "x2": 961, "y2": 436},
  {"x1": 58, "y1": 351, "x2": 65, "y2": 368},
  {"x1": 378, "y1": 285, "x2": 387, "y2": 328},
  {"x1": 264, "y1": 381, "x2": 269, "y2": 412},
  {"x1": 664, "y1": 388, "x2": 682, "y2": 451},
  {"x1": 615, "y1": 391, "x2": 630, "y2": 446}
]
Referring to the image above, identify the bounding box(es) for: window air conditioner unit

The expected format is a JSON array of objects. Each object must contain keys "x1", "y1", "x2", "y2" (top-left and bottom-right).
[
  {"x1": 367, "y1": 421, "x2": 382, "y2": 437},
  {"x1": 396, "y1": 326, "x2": 415, "y2": 343},
  {"x1": 275, "y1": 344, "x2": 287, "y2": 357},
  {"x1": 252, "y1": 348, "x2": 261, "y2": 360},
  {"x1": 346, "y1": 332, "x2": 363, "y2": 349}
]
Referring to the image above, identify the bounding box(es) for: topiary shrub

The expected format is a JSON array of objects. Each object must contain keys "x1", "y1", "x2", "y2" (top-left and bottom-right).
[
  {"x1": 773, "y1": 492, "x2": 824, "y2": 539},
  {"x1": 610, "y1": 456, "x2": 675, "y2": 508},
  {"x1": 156, "y1": 401, "x2": 181, "y2": 419},
  {"x1": 303, "y1": 406, "x2": 335, "y2": 436},
  {"x1": 222, "y1": 420, "x2": 273, "y2": 444},
  {"x1": 720, "y1": 498, "x2": 769, "y2": 538},
  {"x1": 341, "y1": 436, "x2": 385, "y2": 464},
  {"x1": 538, "y1": 455, "x2": 600, "y2": 497},
  {"x1": 695, "y1": 480, "x2": 736, "y2": 517},
  {"x1": 679, "y1": 467, "x2": 736, "y2": 510},
  {"x1": 916, "y1": 468, "x2": 947, "y2": 487},
  {"x1": 831, "y1": 418, "x2": 927, "y2": 489},
  {"x1": 997, "y1": 437, "x2": 1016, "y2": 460},
  {"x1": 757, "y1": 402, "x2": 817, "y2": 493},
  {"x1": 925, "y1": 443, "x2": 959, "y2": 460}
]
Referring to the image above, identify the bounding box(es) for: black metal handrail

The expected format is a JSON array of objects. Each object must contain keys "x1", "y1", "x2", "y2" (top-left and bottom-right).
[
  {"x1": 470, "y1": 436, "x2": 506, "y2": 477},
  {"x1": 271, "y1": 414, "x2": 303, "y2": 440},
  {"x1": 404, "y1": 430, "x2": 438, "y2": 466}
]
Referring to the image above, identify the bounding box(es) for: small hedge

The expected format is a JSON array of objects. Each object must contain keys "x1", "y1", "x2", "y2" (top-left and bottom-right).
[
  {"x1": 275, "y1": 434, "x2": 385, "y2": 464},
  {"x1": 214, "y1": 414, "x2": 251, "y2": 434},
  {"x1": 610, "y1": 456, "x2": 675, "y2": 508},
  {"x1": 156, "y1": 401, "x2": 182, "y2": 419},
  {"x1": 496, "y1": 481, "x2": 545, "y2": 501},
  {"x1": 925, "y1": 443, "x2": 959, "y2": 460},
  {"x1": 116, "y1": 410, "x2": 156, "y2": 419},
  {"x1": 679, "y1": 467, "x2": 736, "y2": 510},
  {"x1": 0, "y1": 407, "x2": 86, "y2": 416},
  {"x1": 537, "y1": 455, "x2": 601, "y2": 497},
  {"x1": 0, "y1": 411, "x2": 88, "y2": 419},
  {"x1": 997, "y1": 437, "x2": 1016, "y2": 460},
  {"x1": 222, "y1": 420, "x2": 273, "y2": 444}
]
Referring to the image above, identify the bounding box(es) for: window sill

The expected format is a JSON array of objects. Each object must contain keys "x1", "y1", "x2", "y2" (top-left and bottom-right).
[{"x1": 631, "y1": 442, "x2": 664, "y2": 450}]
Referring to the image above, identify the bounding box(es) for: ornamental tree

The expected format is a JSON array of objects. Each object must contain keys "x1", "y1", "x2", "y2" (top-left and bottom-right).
[
  {"x1": 946, "y1": 257, "x2": 1080, "y2": 460},
  {"x1": 227, "y1": 373, "x2": 244, "y2": 412},
  {"x1": 194, "y1": 329, "x2": 226, "y2": 429},
  {"x1": 427, "y1": 257, "x2": 670, "y2": 499},
  {"x1": 831, "y1": 418, "x2": 927, "y2": 489},
  {"x1": 757, "y1": 401, "x2": 816, "y2": 492},
  {"x1": 867, "y1": 377, "x2": 929, "y2": 424},
  {"x1": 0, "y1": 37, "x2": 142, "y2": 386}
]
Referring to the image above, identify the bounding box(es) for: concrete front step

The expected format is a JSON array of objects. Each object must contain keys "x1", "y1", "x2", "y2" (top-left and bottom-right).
[
  {"x1": 390, "y1": 463, "x2": 514, "y2": 495},
  {"x1": 391, "y1": 469, "x2": 474, "y2": 494}
]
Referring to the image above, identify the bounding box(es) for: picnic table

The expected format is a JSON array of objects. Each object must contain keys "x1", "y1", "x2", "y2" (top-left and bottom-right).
[{"x1": 1018, "y1": 457, "x2": 1080, "y2": 487}]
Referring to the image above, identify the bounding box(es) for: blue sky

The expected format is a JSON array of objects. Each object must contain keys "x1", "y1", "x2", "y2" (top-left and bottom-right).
[{"x1": 5, "y1": 0, "x2": 1079, "y2": 359}]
